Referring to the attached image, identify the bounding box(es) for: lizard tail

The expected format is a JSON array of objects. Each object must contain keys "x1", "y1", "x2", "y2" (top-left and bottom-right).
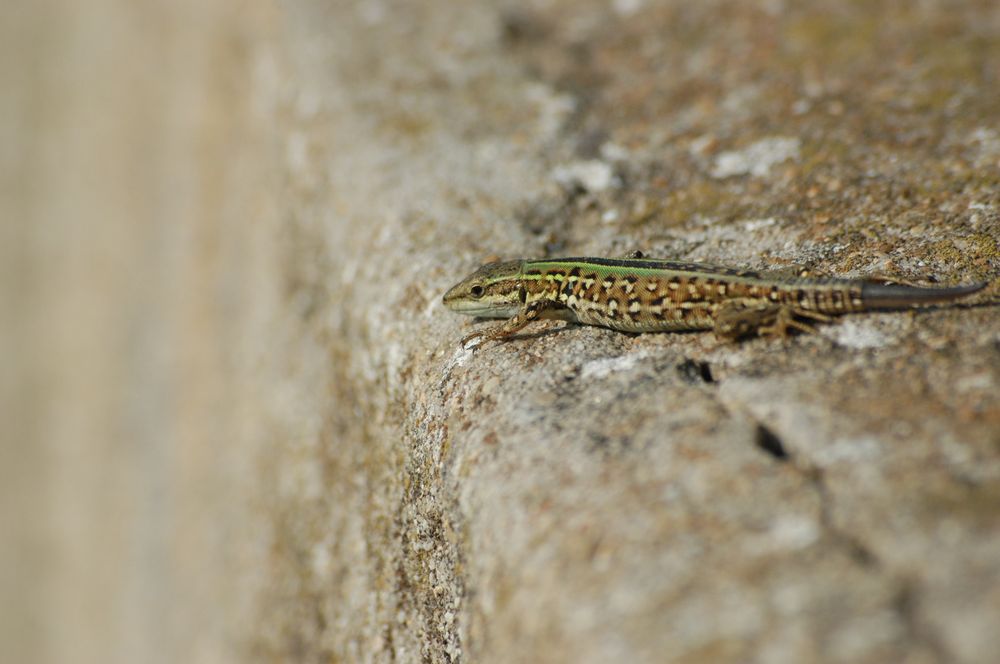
[{"x1": 860, "y1": 280, "x2": 989, "y2": 309}]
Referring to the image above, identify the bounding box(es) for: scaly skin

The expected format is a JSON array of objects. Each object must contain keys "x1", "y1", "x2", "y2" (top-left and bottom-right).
[{"x1": 442, "y1": 254, "x2": 988, "y2": 345}]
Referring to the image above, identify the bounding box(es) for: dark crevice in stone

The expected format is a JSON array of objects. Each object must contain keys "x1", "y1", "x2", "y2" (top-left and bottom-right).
[
  {"x1": 728, "y1": 399, "x2": 885, "y2": 575},
  {"x1": 726, "y1": 401, "x2": 882, "y2": 572},
  {"x1": 754, "y1": 423, "x2": 788, "y2": 461},
  {"x1": 677, "y1": 358, "x2": 716, "y2": 385}
]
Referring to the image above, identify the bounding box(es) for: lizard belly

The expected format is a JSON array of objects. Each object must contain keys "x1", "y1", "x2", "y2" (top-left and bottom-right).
[{"x1": 570, "y1": 301, "x2": 717, "y2": 332}]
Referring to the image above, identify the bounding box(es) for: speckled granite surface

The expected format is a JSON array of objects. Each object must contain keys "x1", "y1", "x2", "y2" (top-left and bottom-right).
[{"x1": 260, "y1": 2, "x2": 999, "y2": 662}]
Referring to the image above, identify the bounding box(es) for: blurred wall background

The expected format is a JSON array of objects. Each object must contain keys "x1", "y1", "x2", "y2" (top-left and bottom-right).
[{"x1": 2, "y1": 2, "x2": 281, "y2": 662}]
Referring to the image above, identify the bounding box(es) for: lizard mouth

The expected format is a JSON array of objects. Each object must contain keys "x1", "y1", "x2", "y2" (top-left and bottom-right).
[
  {"x1": 442, "y1": 288, "x2": 485, "y2": 314},
  {"x1": 443, "y1": 298, "x2": 507, "y2": 317},
  {"x1": 442, "y1": 290, "x2": 519, "y2": 318},
  {"x1": 442, "y1": 286, "x2": 474, "y2": 311},
  {"x1": 443, "y1": 299, "x2": 488, "y2": 315}
]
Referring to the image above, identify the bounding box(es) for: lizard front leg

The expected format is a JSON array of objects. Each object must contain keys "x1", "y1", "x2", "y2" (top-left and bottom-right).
[{"x1": 462, "y1": 299, "x2": 569, "y2": 347}]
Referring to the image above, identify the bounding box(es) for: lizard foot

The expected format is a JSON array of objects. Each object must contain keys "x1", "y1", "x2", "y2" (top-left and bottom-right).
[{"x1": 714, "y1": 303, "x2": 832, "y2": 341}]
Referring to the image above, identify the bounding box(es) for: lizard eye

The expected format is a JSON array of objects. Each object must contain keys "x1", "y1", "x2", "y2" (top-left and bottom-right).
[{"x1": 470, "y1": 285, "x2": 485, "y2": 298}]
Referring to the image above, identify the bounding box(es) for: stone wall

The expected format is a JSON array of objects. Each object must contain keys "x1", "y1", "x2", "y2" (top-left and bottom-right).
[{"x1": 6, "y1": 1, "x2": 999, "y2": 663}]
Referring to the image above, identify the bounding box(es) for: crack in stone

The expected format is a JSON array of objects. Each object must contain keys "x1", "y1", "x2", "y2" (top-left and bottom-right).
[
  {"x1": 731, "y1": 404, "x2": 953, "y2": 660},
  {"x1": 711, "y1": 391, "x2": 881, "y2": 568},
  {"x1": 658, "y1": 378, "x2": 960, "y2": 662},
  {"x1": 803, "y1": 464, "x2": 879, "y2": 569},
  {"x1": 753, "y1": 422, "x2": 788, "y2": 461}
]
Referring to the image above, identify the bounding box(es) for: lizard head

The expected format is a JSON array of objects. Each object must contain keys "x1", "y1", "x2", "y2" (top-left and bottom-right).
[{"x1": 442, "y1": 259, "x2": 525, "y2": 318}]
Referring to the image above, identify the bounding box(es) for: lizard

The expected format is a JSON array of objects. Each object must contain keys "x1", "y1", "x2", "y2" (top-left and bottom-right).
[{"x1": 442, "y1": 253, "x2": 989, "y2": 345}]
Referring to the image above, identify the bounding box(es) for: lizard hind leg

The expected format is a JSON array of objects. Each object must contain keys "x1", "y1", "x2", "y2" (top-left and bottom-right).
[
  {"x1": 713, "y1": 302, "x2": 782, "y2": 341},
  {"x1": 713, "y1": 302, "x2": 832, "y2": 341},
  {"x1": 754, "y1": 306, "x2": 834, "y2": 338}
]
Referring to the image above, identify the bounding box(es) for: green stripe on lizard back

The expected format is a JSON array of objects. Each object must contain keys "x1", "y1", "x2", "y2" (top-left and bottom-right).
[{"x1": 519, "y1": 256, "x2": 860, "y2": 332}]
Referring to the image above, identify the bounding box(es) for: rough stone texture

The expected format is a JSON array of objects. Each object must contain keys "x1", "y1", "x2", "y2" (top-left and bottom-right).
[
  {"x1": 7, "y1": 1, "x2": 1000, "y2": 663},
  {"x1": 266, "y1": 2, "x2": 1000, "y2": 662}
]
